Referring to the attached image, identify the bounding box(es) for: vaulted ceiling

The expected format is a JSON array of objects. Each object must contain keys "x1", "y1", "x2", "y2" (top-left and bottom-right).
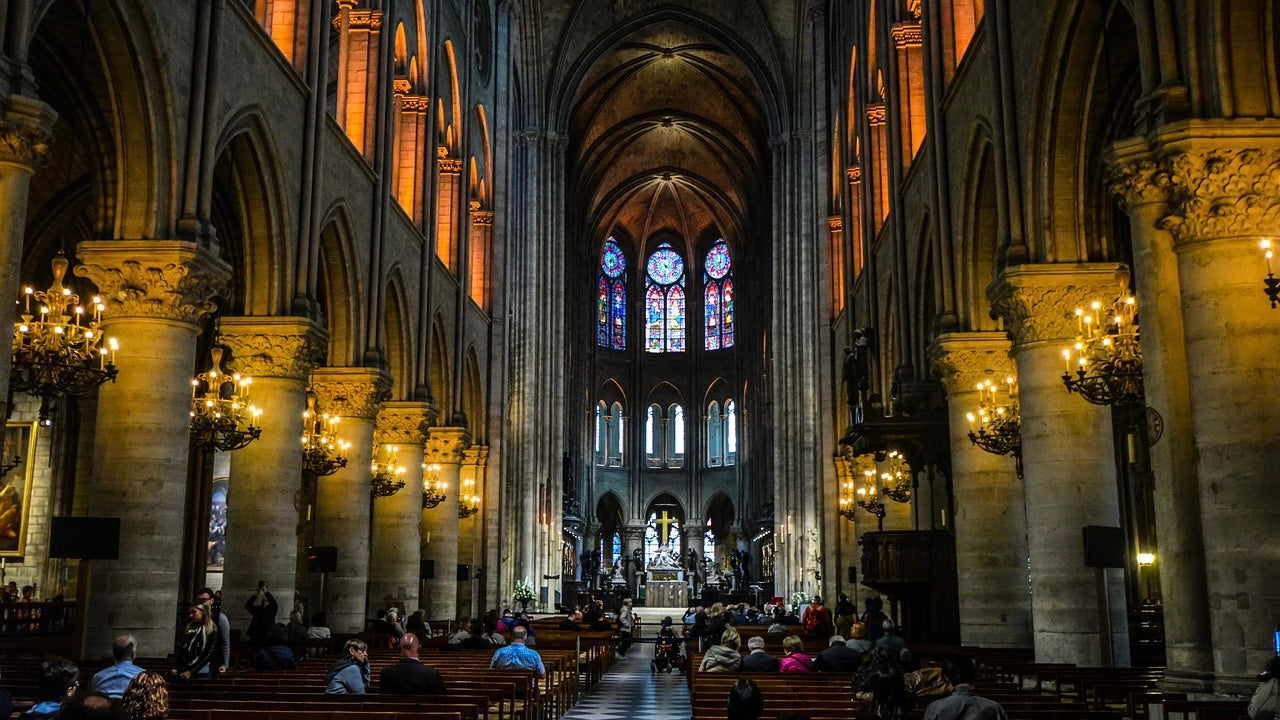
[{"x1": 569, "y1": 21, "x2": 768, "y2": 258}]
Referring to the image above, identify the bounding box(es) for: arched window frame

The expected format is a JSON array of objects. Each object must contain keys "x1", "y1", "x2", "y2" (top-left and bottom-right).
[
  {"x1": 594, "y1": 401, "x2": 607, "y2": 466},
  {"x1": 707, "y1": 400, "x2": 723, "y2": 466},
  {"x1": 703, "y1": 239, "x2": 734, "y2": 350},
  {"x1": 645, "y1": 404, "x2": 662, "y2": 468},
  {"x1": 725, "y1": 398, "x2": 737, "y2": 466},
  {"x1": 644, "y1": 242, "x2": 686, "y2": 353},
  {"x1": 597, "y1": 238, "x2": 627, "y2": 350},
  {"x1": 608, "y1": 401, "x2": 624, "y2": 467},
  {"x1": 667, "y1": 403, "x2": 685, "y2": 468}
]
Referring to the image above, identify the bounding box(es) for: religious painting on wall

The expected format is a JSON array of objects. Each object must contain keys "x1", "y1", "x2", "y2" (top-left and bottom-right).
[
  {"x1": 0, "y1": 422, "x2": 38, "y2": 558},
  {"x1": 207, "y1": 478, "x2": 228, "y2": 570}
]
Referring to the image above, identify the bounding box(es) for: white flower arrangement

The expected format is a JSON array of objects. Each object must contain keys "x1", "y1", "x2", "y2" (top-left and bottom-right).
[
  {"x1": 513, "y1": 577, "x2": 537, "y2": 605},
  {"x1": 790, "y1": 590, "x2": 809, "y2": 606}
]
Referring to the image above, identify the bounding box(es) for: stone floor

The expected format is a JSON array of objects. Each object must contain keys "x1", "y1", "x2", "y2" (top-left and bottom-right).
[{"x1": 561, "y1": 639, "x2": 692, "y2": 720}]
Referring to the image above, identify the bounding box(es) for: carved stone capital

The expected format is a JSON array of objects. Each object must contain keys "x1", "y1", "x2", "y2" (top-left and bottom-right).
[
  {"x1": 74, "y1": 240, "x2": 231, "y2": 326},
  {"x1": 217, "y1": 316, "x2": 328, "y2": 381},
  {"x1": 928, "y1": 332, "x2": 1015, "y2": 395},
  {"x1": 890, "y1": 22, "x2": 923, "y2": 47},
  {"x1": 1158, "y1": 148, "x2": 1280, "y2": 243},
  {"x1": 0, "y1": 95, "x2": 56, "y2": 170},
  {"x1": 463, "y1": 445, "x2": 489, "y2": 467},
  {"x1": 424, "y1": 425, "x2": 471, "y2": 465},
  {"x1": 376, "y1": 401, "x2": 437, "y2": 445},
  {"x1": 1106, "y1": 139, "x2": 1171, "y2": 212},
  {"x1": 987, "y1": 264, "x2": 1126, "y2": 347},
  {"x1": 622, "y1": 525, "x2": 646, "y2": 542},
  {"x1": 866, "y1": 104, "x2": 886, "y2": 125},
  {"x1": 310, "y1": 366, "x2": 392, "y2": 420}
]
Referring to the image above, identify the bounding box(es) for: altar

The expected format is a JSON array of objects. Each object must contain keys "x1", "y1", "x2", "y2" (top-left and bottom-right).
[{"x1": 646, "y1": 579, "x2": 685, "y2": 607}]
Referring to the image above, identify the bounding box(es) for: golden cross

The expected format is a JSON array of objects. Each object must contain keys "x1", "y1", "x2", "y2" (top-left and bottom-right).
[{"x1": 657, "y1": 511, "x2": 674, "y2": 545}]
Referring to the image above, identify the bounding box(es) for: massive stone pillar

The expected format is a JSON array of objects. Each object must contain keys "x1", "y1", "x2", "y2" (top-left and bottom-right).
[
  {"x1": 990, "y1": 265, "x2": 1129, "y2": 666},
  {"x1": 310, "y1": 367, "x2": 388, "y2": 633},
  {"x1": 368, "y1": 402, "x2": 434, "y2": 614},
  {"x1": 1106, "y1": 144, "x2": 1214, "y2": 688},
  {"x1": 622, "y1": 524, "x2": 645, "y2": 598},
  {"x1": 421, "y1": 425, "x2": 468, "y2": 619},
  {"x1": 931, "y1": 332, "x2": 1032, "y2": 649},
  {"x1": 685, "y1": 515, "x2": 704, "y2": 597},
  {"x1": 219, "y1": 317, "x2": 327, "y2": 634},
  {"x1": 75, "y1": 240, "x2": 230, "y2": 657},
  {"x1": 0, "y1": 96, "x2": 55, "y2": 418},
  {"x1": 1155, "y1": 137, "x2": 1280, "y2": 691},
  {"x1": 456, "y1": 445, "x2": 487, "y2": 618}
]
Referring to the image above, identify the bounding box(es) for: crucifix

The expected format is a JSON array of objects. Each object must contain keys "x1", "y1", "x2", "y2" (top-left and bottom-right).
[{"x1": 657, "y1": 511, "x2": 674, "y2": 546}]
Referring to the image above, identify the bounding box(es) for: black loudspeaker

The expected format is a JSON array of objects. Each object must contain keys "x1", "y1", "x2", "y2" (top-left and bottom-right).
[
  {"x1": 848, "y1": 566, "x2": 858, "y2": 584},
  {"x1": 307, "y1": 546, "x2": 338, "y2": 573},
  {"x1": 49, "y1": 517, "x2": 120, "y2": 559},
  {"x1": 420, "y1": 559, "x2": 435, "y2": 579},
  {"x1": 1082, "y1": 526, "x2": 1125, "y2": 568},
  {"x1": 457, "y1": 564, "x2": 471, "y2": 582}
]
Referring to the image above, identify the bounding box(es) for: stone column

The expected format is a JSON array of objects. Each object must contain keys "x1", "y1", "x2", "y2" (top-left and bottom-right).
[
  {"x1": 686, "y1": 516, "x2": 704, "y2": 598},
  {"x1": 931, "y1": 332, "x2": 1032, "y2": 649},
  {"x1": 75, "y1": 240, "x2": 230, "y2": 657},
  {"x1": 1106, "y1": 145, "x2": 1214, "y2": 688},
  {"x1": 622, "y1": 524, "x2": 645, "y2": 597},
  {"x1": 1156, "y1": 139, "x2": 1280, "y2": 690},
  {"x1": 0, "y1": 96, "x2": 55, "y2": 419},
  {"x1": 218, "y1": 317, "x2": 327, "y2": 633},
  {"x1": 310, "y1": 367, "x2": 389, "y2": 633},
  {"x1": 989, "y1": 265, "x2": 1129, "y2": 666},
  {"x1": 369, "y1": 402, "x2": 434, "y2": 614},
  {"x1": 456, "y1": 445, "x2": 487, "y2": 618},
  {"x1": 421, "y1": 425, "x2": 468, "y2": 619}
]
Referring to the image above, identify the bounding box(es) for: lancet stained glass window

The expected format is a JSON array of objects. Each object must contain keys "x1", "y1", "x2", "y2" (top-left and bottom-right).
[
  {"x1": 597, "y1": 239, "x2": 627, "y2": 350},
  {"x1": 704, "y1": 240, "x2": 734, "y2": 350},
  {"x1": 644, "y1": 243, "x2": 686, "y2": 353}
]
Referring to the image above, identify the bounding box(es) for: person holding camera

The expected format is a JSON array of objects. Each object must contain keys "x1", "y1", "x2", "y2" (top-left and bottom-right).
[
  {"x1": 1250, "y1": 656, "x2": 1280, "y2": 720},
  {"x1": 244, "y1": 580, "x2": 278, "y2": 646}
]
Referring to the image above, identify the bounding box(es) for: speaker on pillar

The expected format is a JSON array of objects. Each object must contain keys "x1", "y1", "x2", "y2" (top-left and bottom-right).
[
  {"x1": 1082, "y1": 526, "x2": 1125, "y2": 568},
  {"x1": 848, "y1": 566, "x2": 858, "y2": 585},
  {"x1": 49, "y1": 517, "x2": 120, "y2": 559},
  {"x1": 420, "y1": 559, "x2": 435, "y2": 579},
  {"x1": 457, "y1": 564, "x2": 471, "y2": 582},
  {"x1": 306, "y1": 546, "x2": 337, "y2": 573}
]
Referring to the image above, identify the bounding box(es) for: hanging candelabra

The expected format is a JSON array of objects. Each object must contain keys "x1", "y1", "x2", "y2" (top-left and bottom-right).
[
  {"x1": 838, "y1": 452, "x2": 874, "y2": 520},
  {"x1": 1263, "y1": 239, "x2": 1280, "y2": 308},
  {"x1": 966, "y1": 375, "x2": 1023, "y2": 477},
  {"x1": 854, "y1": 463, "x2": 885, "y2": 518},
  {"x1": 370, "y1": 444, "x2": 406, "y2": 497},
  {"x1": 458, "y1": 476, "x2": 480, "y2": 518},
  {"x1": 878, "y1": 450, "x2": 913, "y2": 503},
  {"x1": 11, "y1": 253, "x2": 119, "y2": 422},
  {"x1": 422, "y1": 463, "x2": 447, "y2": 509},
  {"x1": 1062, "y1": 267, "x2": 1144, "y2": 407},
  {"x1": 301, "y1": 392, "x2": 349, "y2": 483},
  {"x1": 189, "y1": 347, "x2": 263, "y2": 451}
]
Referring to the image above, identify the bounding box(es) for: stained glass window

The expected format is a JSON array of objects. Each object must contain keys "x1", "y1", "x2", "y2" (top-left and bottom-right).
[
  {"x1": 671, "y1": 404, "x2": 685, "y2": 456},
  {"x1": 611, "y1": 280, "x2": 626, "y2": 350},
  {"x1": 644, "y1": 243, "x2": 686, "y2": 353},
  {"x1": 704, "y1": 240, "x2": 734, "y2": 350},
  {"x1": 597, "y1": 239, "x2": 627, "y2": 350},
  {"x1": 726, "y1": 399, "x2": 737, "y2": 464}
]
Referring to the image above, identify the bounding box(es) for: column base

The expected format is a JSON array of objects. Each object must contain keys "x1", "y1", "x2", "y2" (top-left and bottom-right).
[{"x1": 1156, "y1": 669, "x2": 1214, "y2": 693}]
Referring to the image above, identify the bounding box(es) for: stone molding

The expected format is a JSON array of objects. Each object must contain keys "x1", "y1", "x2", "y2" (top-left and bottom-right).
[
  {"x1": 827, "y1": 216, "x2": 843, "y2": 231},
  {"x1": 866, "y1": 104, "x2": 887, "y2": 125},
  {"x1": 846, "y1": 165, "x2": 862, "y2": 182},
  {"x1": 1106, "y1": 147, "x2": 1170, "y2": 212},
  {"x1": 1159, "y1": 148, "x2": 1280, "y2": 243},
  {"x1": 463, "y1": 445, "x2": 489, "y2": 467},
  {"x1": 439, "y1": 157, "x2": 463, "y2": 173},
  {"x1": 400, "y1": 95, "x2": 430, "y2": 112},
  {"x1": 310, "y1": 367, "x2": 392, "y2": 420},
  {"x1": 217, "y1": 317, "x2": 329, "y2": 381},
  {"x1": 0, "y1": 95, "x2": 57, "y2": 170},
  {"x1": 424, "y1": 425, "x2": 471, "y2": 465},
  {"x1": 75, "y1": 240, "x2": 231, "y2": 326},
  {"x1": 928, "y1": 332, "x2": 1015, "y2": 395},
  {"x1": 622, "y1": 525, "x2": 646, "y2": 542},
  {"x1": 375, "y1": 401, "x2": 437, "y2": 445},
  {"x1": 890, "y1": 22, "x2": 923, "y2": 47},
  {"x1": 987, "y1": 264, "x2": 1125, "y2": 347}
]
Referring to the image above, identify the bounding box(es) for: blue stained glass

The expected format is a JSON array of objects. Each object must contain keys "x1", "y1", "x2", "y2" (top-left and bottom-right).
[
  {"x1": 597, "y1": 277, "x2": 609, "y2": 347},
  {"x1": 723, "y1": 279, "x2": 734, "y2": 348},
  {"x1": 647, "y1": 245, "x2": 684, "y2": 284},
  {"x1": 667, "y1": 285, "x2": 685, "y2": 352},
  {"x1": 706, "y1": 240, "x2": 731, "y2": 280},
  {"x1": 645, "y1": 284, "x2": 664, "y2": 352},
  {"x1": 602, "y1": 239, "x2": 626, "y2": 278},
  {"x1": 611, "y1": 280, "x2": 626, "y2": 350},
  {"x1": 705, "y1": 281, "x2": 720, "y2": 350}
]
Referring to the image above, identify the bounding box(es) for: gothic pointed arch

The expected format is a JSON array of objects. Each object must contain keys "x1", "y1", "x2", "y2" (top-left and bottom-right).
[
  {"x1": 463, "y1": 346, "x2": 485, "y2": 439},
  {"x1": 429, "y1": 313, "x2": 452, "y2": 416},
  {"x1": 316, "y1": 204, "x2": 361, "y2": 366},
  {"x1": 383, "y1": 266, "x2": 414, "y2": 400},
  {"x1": 957, "y1": 123, "x2": 1001, "y2": 331}
]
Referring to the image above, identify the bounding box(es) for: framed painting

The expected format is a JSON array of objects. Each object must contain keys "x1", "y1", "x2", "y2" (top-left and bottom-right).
[{"x1": 0, "y1": 421, "x2": 37, "y2": 558}]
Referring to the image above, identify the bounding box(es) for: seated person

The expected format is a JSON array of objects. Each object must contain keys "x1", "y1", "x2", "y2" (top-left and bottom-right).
[
  {"x1": 558, "y1": 612, "x2": 581, "y2": 631},
  {"x1": 491, "y1": 626, "x2": 545, "y2": 677},
  {"x1": 325, "y1": 639, "x2": 370, "y2": 694},
  {"x1": 22, "y1": 658, "x2": 79, "y2": 720},
  {"x1": 379, "y1": 634, "x2": 446, "y2": 694},
  {"x1": 448, "y1": 619, "x2": 493, "y2": 649},
  {"x1": 740, "y1": 636, "x2": 780, "y2": 672},
  {"x1": 699, "y1": 627, "x2": 742, "y2": 672},
  {"x1": 91, "y1": 634, "x2": 145, "y2": 699},
  {"x1": 254, "y1": 623, "x2": 297, "y2": 670},
  {"x1": 813, "y1": 634, "x2": 863, "y2": 672}
]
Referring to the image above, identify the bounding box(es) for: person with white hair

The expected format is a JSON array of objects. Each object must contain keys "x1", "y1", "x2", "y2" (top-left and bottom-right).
[
  {"x1": 739, "y1": 636, "x2": 779, "y2": 672},
  {"x1": 813, "y1": 633, "x2": 863, "y2": 672}
]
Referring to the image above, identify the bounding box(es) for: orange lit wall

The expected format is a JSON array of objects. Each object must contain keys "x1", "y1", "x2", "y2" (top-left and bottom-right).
[
  {"x1": 437, "y1": 153, "x2": 462, "y2": 271},
  {"x1": 470, "y1": 203, "x2": 493, "y2": 310},
  {"x1": 829, "y1": 216, "x2": 845, "y2": 316},
  {"x1": 867, "y1": 104, "x2": 890, "y2": 231},
  {"x1": 847, "y1": 165, "x2": 865, "y2": 279},
  {"x1": 340, "y1": 9, "x2": 382, "y2": 160},
  {"x1": 891, "y1": 21, "x2": 927, "y2": 164},
  {"x1": 392, "y1": 86, "x2": 430, "y2": 225},
  {"x1": 942, "y1": 0, "x2": 984, "y2": 82}
]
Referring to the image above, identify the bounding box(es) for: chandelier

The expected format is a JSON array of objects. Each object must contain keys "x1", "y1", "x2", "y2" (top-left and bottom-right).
[
  {"x1": 854, "y1": 462, "x2": 885, "y2": 518},
  {"x1": 1262, "y1": 239, "x2": 1280, "y2": 307},
  {"x1": 11, "y1": 253, "x2": 119, "y2": 421},
  {"x1": 189, "y1": 347, "x2": 262, "y2": 451},
  {"x1": 370, "y1": 444, "x2": 406, "y2": 497},
  {"x1": 458, "y1": 476, "x2": 480, "y2": 518},
  {"x1": 1061, "y1": 269, "x2": 1144, "y2": 407},
  {"x1": 878, "y1": 450, "x2": 913, "y2": 504},
  {"x1": 422, "y1": 463, "x2": 447, "y2": 509},
  {"x1": 301, "y1": 392, "x2": 349, "y2": 481},
  {"x1": 966, "y1": 375, "x2": 1023, "y2": 477}
]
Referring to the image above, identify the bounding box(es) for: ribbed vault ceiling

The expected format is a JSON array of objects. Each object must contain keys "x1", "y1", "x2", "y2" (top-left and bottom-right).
[{"x1": 571, "y1": 22, "x2": 766, "y2": 254}]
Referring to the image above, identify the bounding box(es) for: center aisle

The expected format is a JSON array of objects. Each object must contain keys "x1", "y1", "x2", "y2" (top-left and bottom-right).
[{"x1": 561, "y1": 640, "x2": 692, "y2": 720}]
